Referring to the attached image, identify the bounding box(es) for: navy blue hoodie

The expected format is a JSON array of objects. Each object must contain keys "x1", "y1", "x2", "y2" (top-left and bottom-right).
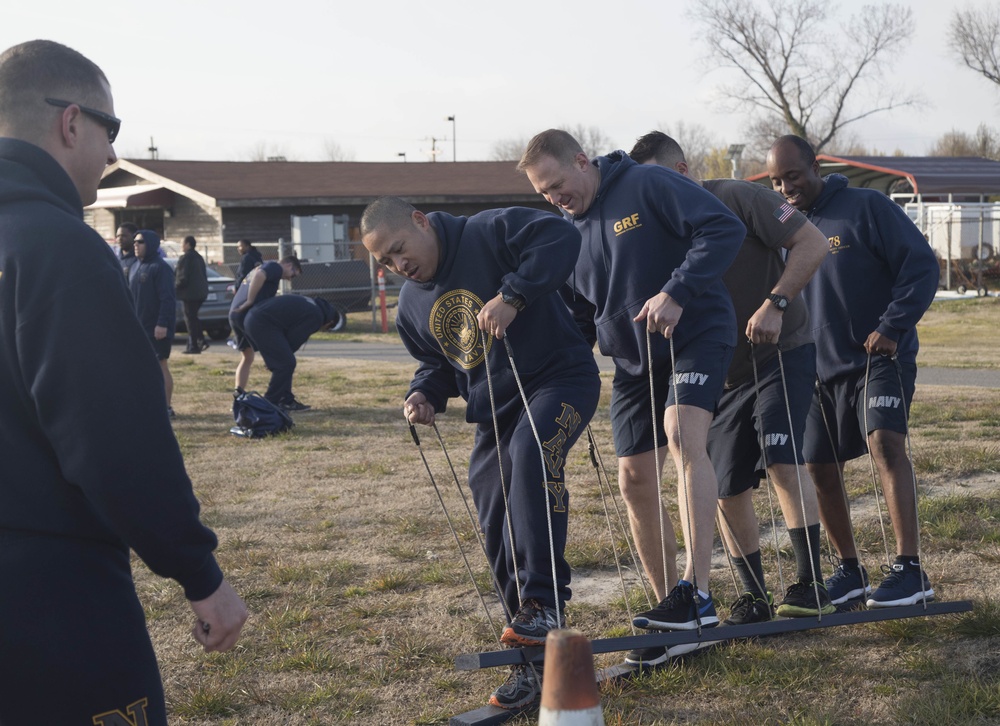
[
  {"x1": 129, "y1": 229, "x2": 176, "y2": 337},
  {"x1": 802, "y1": 174, "x2": 939, "y2": 380},
  {"x1": 0, "y1": 138, "x2": 222, "y2": 600},
  {"x1": 396, "y1": 208, "x2": 598, "y2": 424},
  {"x1": 569, "y1": 151, "x2": 745, "y2": 376}
]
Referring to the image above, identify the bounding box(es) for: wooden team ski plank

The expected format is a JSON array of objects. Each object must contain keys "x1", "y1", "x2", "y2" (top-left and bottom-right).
[{"x1": 455, "y1": 599, "x2": 973, "y2": 671}]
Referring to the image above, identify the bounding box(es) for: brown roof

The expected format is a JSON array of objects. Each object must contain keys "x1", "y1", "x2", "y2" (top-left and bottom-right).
[
  {"x1": 747, "y1": 155, "x2": 1000, "y2": 196},
  {"x1": 105, "y1": 159, "x2": 540, "y2": 207}
]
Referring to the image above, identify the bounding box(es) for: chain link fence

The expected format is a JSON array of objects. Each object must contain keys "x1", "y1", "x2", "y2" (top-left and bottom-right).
[{"x1": 906, "y1": 202, "x2": 1000, "y2": 294}]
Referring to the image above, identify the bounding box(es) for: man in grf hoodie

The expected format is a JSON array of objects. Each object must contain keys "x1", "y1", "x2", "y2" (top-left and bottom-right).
[
  {"x1": 767, "y1": 135, "x2": 939, "y2": 610},
  {"x1": 520, "y1": 129, "x2": 746, "y2": 666}
]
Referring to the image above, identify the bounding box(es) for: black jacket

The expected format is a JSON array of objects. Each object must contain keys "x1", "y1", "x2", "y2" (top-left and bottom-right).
[
  {"x1": 176, "y1": 248, "x2": 209, "y2": 301},
  {"x1": 0, "y1": 137, "x2": 222, "y2": 600}
]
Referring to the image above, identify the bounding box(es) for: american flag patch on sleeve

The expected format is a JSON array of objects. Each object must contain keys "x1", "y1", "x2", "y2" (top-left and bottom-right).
[{"x1": 773, "y1": 203, "x2": 796, "y2": 223}]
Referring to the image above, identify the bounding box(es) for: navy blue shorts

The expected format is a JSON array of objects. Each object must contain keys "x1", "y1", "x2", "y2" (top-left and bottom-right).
[
  {"x1": 611, "y1": 338, "x2": 733, "y2": 458},
  {"x1": 708, "y1": 344, "x2": 816, "y2": 498},
  {"x1": 229, "y1": 311, "x2": 256, "y2": 351},
  {"x1": 803, "y1": 356, "x2": 916, "y2": 464}
]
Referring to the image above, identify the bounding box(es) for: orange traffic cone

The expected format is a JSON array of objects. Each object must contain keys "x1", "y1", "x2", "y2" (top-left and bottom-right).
[{"x1": 538, "y1": 629, "x2": 605, "y2": 725}]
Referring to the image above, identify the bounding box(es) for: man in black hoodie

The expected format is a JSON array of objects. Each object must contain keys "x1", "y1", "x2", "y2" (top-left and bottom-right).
[{"x1": 0, "y1": 40, "x2": 246, "y2": 725}]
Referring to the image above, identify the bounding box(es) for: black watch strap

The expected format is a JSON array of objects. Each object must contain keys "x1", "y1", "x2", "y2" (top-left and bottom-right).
[
  {"x1": 500, "y1": 291, "x2": 526, "y2": 311},
  {"x1": 768, "y1": 293, "x2": 789, "y2": 311}
]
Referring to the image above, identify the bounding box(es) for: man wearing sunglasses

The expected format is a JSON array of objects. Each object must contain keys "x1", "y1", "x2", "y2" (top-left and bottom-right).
[{"x1": 0, "y1": 40, "x2": 246, "y2": 726}]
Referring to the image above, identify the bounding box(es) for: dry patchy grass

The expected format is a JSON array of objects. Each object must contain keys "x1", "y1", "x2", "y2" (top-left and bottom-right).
[{"x1": 142, "y1": 340, "x2": 1000, "y2": 725}]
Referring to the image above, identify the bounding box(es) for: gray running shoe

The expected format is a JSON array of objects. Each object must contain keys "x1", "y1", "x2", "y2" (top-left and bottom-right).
[
  {"x1": 500, "y1": 598, "x2": 561, "y2": 647},
  {"x1": 489, "y1": 664, "x2": 542, "y2": 710}
]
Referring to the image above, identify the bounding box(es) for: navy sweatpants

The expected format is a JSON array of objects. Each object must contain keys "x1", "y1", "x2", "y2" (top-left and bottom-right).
[
  {"x1": 466, "y1": 362, "x2": 599, "y2": 617},
  {"x1": 0, "y1": 532, "x2": 167, "y2": 725},
  {"x1": 244, "y1": 305, "x2": 320, "y2": 404}
]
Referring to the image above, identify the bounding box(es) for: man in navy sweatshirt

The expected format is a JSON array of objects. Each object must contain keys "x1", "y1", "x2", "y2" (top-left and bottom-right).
[
  {"x1": 767, "y1": 135, "x2": 939, "y2": 609},
  {"x1": 0, "y1": 40, "x2": 246, "y2": 725},
  {"x1": 243, "y1": 294, "x2": 343, "y2": 410},
  {"x1": 361, "y1": 196, "x2": 600, "y2": 711},
  {"x1": 519, "y1": 129, "x2": 745, "y2": 664},
  {"x1": 130, "y1": 229, "x2": 177, "y2": 416}
]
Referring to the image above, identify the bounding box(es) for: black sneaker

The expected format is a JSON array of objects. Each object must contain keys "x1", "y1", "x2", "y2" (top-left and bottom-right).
[
  {"x1": 826, "y1": 561, "x2": 872, "y2": 605},
  {"x1": 632, "y1": 581, "x2": 719, "y2": 631},
  {"x1": 500, "y1": 598, "x2": 561, "y2": 647},
  {"x1": 723, "y1": 591, "x2": 774, "y2": 625},
  {"x1": 489, "y1": 664, "x2": 542, "y2": 710},
  {"x1": 776, "y1": 580, "x2": 836, "y2": 617},
  {"x1": 624, "y1": 645, "x2": 670, "y2": 667},
  {"x1": 279, "y1": 398, "x2": 311, "y2": 412},
  {"x1": 200, "y1": 340, "x2": 210, "y2": 351},
  {"x1": 867, "y1": 562, "x2": 934, "y2": 608},
  {"x1": 182, "y1": 347, "x2": 201, "y2": 355}
]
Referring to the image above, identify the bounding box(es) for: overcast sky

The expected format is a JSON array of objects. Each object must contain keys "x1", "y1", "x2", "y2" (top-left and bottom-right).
[{"x1": 4, "y1": 0, "x2": 999, "y2": 163}]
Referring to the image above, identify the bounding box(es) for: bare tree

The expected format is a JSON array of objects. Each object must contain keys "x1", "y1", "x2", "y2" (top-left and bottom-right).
[
  {"x1": 559, "y1": 124, "x2": 616, "y2": 158},
  {"x1": 490, "y1": 136, "x2": 531, "y2": 161},
  {"x1": 321, "y1": 138, "x2": 356, "y2": 161},
  {"x1": 949, "y1": 4, "x2": 1000, "y2": 88},
  {"x1": 490, "y1": 125, "x2": 615, "y2": 162},
  {"x1": 691, "y1": 0, "x2": 919, "y2": 152},
  {"x1": 928, "y1": 124, "x2": 1000, "y2": 159},
  {"x1": 244, "y1": 142, "x2": 293, "y2": 162}
]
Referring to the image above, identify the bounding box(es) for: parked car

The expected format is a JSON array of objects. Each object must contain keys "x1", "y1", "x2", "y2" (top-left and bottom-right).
[{"x1": 165, "y1": 258, "x2": 235, "y2": 340}]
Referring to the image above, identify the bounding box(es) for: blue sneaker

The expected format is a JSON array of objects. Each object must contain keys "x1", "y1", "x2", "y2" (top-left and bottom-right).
[
  {"x1": 826, "y1": 561, "x2": 871, "y2": 605},
  {"x1": 867, "y1": 562, "x2": 934, "y2": 608},
  {"x1": 633, "y1": 581, "x2": 719, "y2": 631}
]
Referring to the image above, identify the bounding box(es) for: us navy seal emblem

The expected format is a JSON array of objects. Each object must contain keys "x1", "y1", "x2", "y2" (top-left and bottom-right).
[{"x1": 430, "y1": 289, "x2": 490, "y2": 369}]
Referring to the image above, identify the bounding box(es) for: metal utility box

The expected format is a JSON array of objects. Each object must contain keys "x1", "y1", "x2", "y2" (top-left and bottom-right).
[{"x1": 291, "y1": 214, "x2": 351, "y2": 263}]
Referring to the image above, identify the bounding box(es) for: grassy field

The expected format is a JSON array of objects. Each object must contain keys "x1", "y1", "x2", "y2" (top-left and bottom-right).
[{"x1": 143, "y1": 297, "x2": 1000, "y2": 725}]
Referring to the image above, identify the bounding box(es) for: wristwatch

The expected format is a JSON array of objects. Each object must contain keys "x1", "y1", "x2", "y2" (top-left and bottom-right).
[
  {"x1": 500, "y1": 291, "x2": 526, "y2": 312},
  {"x1": 768, "y1": 293, "x2": 789, "y2": 312}
]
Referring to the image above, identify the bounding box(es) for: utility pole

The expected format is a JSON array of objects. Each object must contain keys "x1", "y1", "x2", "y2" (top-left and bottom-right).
[
  {"x1": 428, "y1": 137, "x2": 442, "y2": 162},
  {"x1": 148, "y1": 137, "x2": 159, "y2": 160},
  {"x1": 447, "y1": 115, "x2": 456, "y2": 161}
]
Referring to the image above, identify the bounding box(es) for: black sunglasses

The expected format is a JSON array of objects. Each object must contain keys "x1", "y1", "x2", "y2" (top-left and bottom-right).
[{"x1": 45, "y1": 98, "x2": 121, "y2": 144}]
